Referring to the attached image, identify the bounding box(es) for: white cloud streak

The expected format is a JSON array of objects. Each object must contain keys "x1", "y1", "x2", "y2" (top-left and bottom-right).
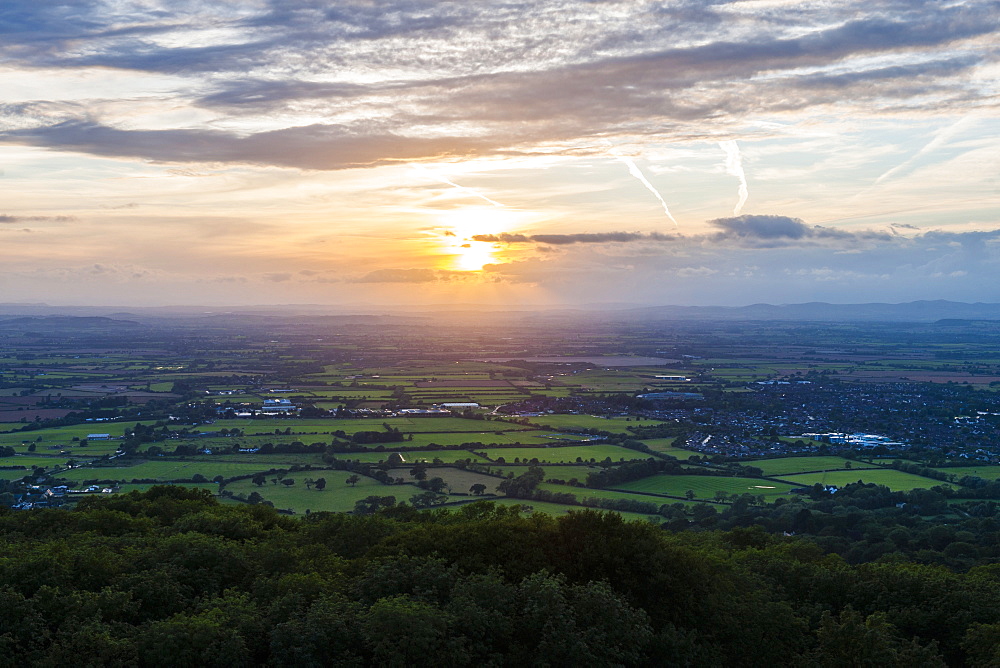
[
  {"x1": 874, "y1": 115, "x2": 980, "y2": 185},
  {"x1": 719, "y1": 140, "x2": 749, "y2": 216},
  {"x1": 411, "y1": 164, "x2": 504, "y2": 207},
  {"x1": 608, "y1": 149, "x2": 679, "y2": 226}
]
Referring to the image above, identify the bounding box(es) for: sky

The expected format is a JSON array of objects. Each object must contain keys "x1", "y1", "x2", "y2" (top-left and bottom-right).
[{"x1": 0, "y1": 0, "x2": 998, "y2": 308}]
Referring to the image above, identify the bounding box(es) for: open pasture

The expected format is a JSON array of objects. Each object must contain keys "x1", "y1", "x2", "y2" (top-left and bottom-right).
[
  {"x1": 478, "y1": 444, "x2": 650, "y2": 464},
  {"x1": 535, "y1": 482, "x2": 683, "y2": 507},
  {"x1": 56, "y1": 459, "x2": 299, "y2": 483},
  {"x1": 225, "y1": 471, "x2": 393, "y2": 513},
  {"x1": 478, "y1": 497, "x2": 663, "y2": 522},
  {"x1": 525, "y1": 414, "x2": 663, "y2": 432},
  {"x1": 930, "y1": 466, "x2": 1000, "y2": 480},
  {"x1": 386, "y1": 466, "x2": 503, "y2": 494},
  {"x1": 615, "y1": 474, "x2": 798, "y2": 499},
  {"x1": 774, "y1": 469, "x2": 957, "y2": 491},
  {"x1": 399, "y1": 431, "x2": 555, "y2": 447},
  {"x1": 752, "y1": 456, "x2": 873, "y2": 476},
  {"x1": 329, "y1": 450, "x2": 488, "y2": 464}
]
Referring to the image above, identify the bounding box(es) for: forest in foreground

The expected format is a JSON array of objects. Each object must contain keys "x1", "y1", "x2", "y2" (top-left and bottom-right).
[{"x1": 2, "y1": 487, "x2": 999, "y2": 667}]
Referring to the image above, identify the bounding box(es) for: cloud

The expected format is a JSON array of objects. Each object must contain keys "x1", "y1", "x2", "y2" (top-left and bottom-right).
[
  {"x1": 708, "y1": 215, "x2": 894, "y2": 246},
  {"x1": 1, "y1": 121, "x2": 497, "y2": 170},
  {"x1": 472, "y1": 231, "x2": 678, "y2": 245},
  {"x1": 0, "y1": 214, "x2": 76, "y2": 223},
  {"x1": 472, "y1": 216, "x2": 899, "y2": 250},
  {"x1": 0, "y1": 1, "x2": 995, "y2": 170},
  {"x1": 264, "y1": 272, "x2": 292, "y2": 282},
  {"x1": 352, "y1": 268, "x2": 442, "y2": 283}
]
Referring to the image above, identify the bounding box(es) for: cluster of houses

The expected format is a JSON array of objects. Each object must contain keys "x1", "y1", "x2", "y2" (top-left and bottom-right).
[
  {"x1": 8, "y1": 484, "x2": 115, "y2": 510},
  {"x1": 801, "y1": 432, "x2": 908, "y2": 448}
]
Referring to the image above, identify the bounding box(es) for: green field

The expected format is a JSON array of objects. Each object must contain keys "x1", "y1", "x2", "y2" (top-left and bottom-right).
[
  {"x1": 225, "y1": 471, "x2": 394, "y2": 513},
  {"x1": 55, "y1": 459, "x2": 310, "y2": 483},
  {"x1": 1, "y1": 454, "x2": 95, "y2": 470},
  {"x1": 479, "y1": 497, "x2": 662, "y2": 522},
  {"x1": 774, "y1": 469, "x2": 956, "y2": 491},
  {"x1": 478, "y1": 445, "x2": 650, "y2": 464},
  {"x1": 522, "y1": 414, "x2": 664, "y2": 432},
  {"x1": 111, "y1": 482, "x2": 219, "y2": 494},
  {"x1": 534, "y1": 482, "x2": 693, "y2": 507},
  {"x1": 752, "y1": 456, "x2": 873, "y2": 476},
  {"x1": 386, "y1": 466, "x2": 504, "y2": 494},
  {"x1": 329, "y1": 450, "x2": 489, "y2": 464},
  {"x1": 929, "y1": 466, "x2": 1000, "y2": 480},
  {"x1": 390, "y1": 431, "x2": 555, "y2": 447},
  {"x1": 615, "y1": 474, "x2": 798, "y2": 499}
]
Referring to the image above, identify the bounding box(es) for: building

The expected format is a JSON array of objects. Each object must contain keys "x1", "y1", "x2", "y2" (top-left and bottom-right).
[{"x1": 261, "y1": 398, "x2": 297, "y2": 414}]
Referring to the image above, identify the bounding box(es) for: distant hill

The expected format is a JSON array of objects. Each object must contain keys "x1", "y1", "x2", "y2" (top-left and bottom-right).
[
  {"x1": 0, "y1": 316, "x2": 140, "y2": 330},
  {"x1": 605, "y1": 300, "x2": 1000, "y2": 323},
  {"x1": 3, "y1": 299, "x2": 1000, "y2": 323}
]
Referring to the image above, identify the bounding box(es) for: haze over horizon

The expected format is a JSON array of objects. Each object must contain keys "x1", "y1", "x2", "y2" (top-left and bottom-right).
[{"x1": 1, "y1": 1, "x2": 998, "y2": 308}]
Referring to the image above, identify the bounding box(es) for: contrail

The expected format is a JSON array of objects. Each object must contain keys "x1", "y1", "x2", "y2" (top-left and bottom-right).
[
  {"x1": 411, "y1": 165, "x2": 503, "y2": 207},
  {"x1": 607, "y1": 147, "x2": 678, "y2": 226},
  {"x1": 875, "y1": 115, "x2": 977, "y2": 185},
  {"x1": 719, "y1": 140, "x2": 749, "y2": 216}
]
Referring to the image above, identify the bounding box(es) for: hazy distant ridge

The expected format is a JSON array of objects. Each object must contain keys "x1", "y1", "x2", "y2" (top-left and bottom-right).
[{"x1": 1, "y1": 300, "x2": 1000, "y2": 323}]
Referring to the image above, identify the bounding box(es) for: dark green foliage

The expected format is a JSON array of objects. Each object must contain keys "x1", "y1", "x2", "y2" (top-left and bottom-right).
[{"x1": 1, "y1": 487, "x2": 995, "y2": 665}]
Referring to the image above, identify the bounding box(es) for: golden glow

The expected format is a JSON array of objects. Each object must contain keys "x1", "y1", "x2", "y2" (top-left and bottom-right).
[
  {"x1": 455, "y1": 242, "x2": 496, "y2": 271},
  {"x1": 436, "y1": 206, "x2": 518, "y2": 271}
]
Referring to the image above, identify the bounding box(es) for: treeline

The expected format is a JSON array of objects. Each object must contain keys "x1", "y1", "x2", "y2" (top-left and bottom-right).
[
  {"x1": 3, "y1": 487, "x2": 1000, "y2": 665},
  {"x1": 676, "y1": 481, "x2": 1000, "y2": 571}
]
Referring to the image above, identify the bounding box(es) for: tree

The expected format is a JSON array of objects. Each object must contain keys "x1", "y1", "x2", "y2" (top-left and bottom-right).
[
  {"x1": 410, "y1": 491, "x2": 447, "y2": 509},
  {"x1": 354, "y1": 495, "x2": 396, "y2": 514},
  {"x1": 281, "y1": 479, "x2": 295, "y2": 487},
  {"x1": 345, "y1": 475, "x2": 360, "y2": 487},
  {"x1": 315, "y1": 477, "x2": 327, "y2": 491},
  {"x1": 410, "y1": 463, "x2": 428, "y2": 481},
  {"x1": 685, "y1": 489, "x2": 696, "y2": 500},
  {"x1": 470, "y1": 483, "x2": 487, "y2": 496},
  {"x1": 252, "y1": 473, "x2": 266, "y2": 487},
  {"x1": 423, "y1": 477, "x2": 447, "y2": 493}
]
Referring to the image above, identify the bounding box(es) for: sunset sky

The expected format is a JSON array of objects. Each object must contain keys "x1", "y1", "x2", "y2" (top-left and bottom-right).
[{"x1": 1, "y1": 1, "x2": 998, "y2": 308}]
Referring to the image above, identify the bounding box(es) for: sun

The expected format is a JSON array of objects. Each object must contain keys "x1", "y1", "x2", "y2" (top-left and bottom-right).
[
  {"x1": 436, "y1": 206, "x2": 517, "y2": 272},
  {"x1": 455, "y1": 241, "x2": 496, "y2": 271}
]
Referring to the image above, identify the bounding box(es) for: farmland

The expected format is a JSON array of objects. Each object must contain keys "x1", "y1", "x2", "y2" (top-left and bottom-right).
[
  {"x1": 773, "y1": 469, "x2": 957, "y2": 491},
  {"x1": 614, "y1": 475, "x2": 799, "y2": 500},
  {"x1": 2, "y1": 311, "x2": 1000, "y2": 526}
]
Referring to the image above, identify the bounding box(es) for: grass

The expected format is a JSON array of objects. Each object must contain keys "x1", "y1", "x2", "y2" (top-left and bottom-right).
[
  {"x1": 752, "y1": 456, "x2": 873, "y2": 476},
  {"x1": 1, "y1": 454, "x2": 96, "y2": 470},
  {"x1": 392, "y1": 431, "x2": 555, "y2": 447},
  {"x1": 615, "y1": 475, "x2": 799, "y2": 499},
  {"x1": 329, "y1": 450, "x2": 488, "y2": 464},
  {"x1": 521, "y1": 414, "x2": 664, "y2": 432},
  {"x1": 55, "y1": 459, "x2": 311, "y2": 483},
  {"x1": 773, "y1": 469, "x2": 957, "y2": 491},
  {"x1": 386, "y1": 466, "x2": 504, "y2": 494},
  {"x1": 927, "y1": 466, "x2": 1000, "y2": 480},
  {"x1": 534, "y1": 482, "x2": 693, "y2": 507},
  {"x1": 479, "y1": 497, "x2": 663, "y2": 522},
  {"x1": 225, "y1": 471, "x2": 394, "y2": 513},
  {"x1": 110, "y1": 482, "x2": 219, "y2": 494},
  {"x1": 478, "y1": 445, "x2": 651, "y2": 464}
]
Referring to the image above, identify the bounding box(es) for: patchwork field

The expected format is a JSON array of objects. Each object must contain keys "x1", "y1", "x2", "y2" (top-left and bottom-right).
[
  {"x1": 477, "y1": 445, "x2": 650, "y2": 464},
  {"x1": 773, "y1": 469, "x2": 956, "y2": 491},
  {"x1": 929, "y1": 466, "x2": 1000, "y2": 480},
  {"x1": 225, "y1": 471, "x2": 394, "y2": 514},
  {"x1": 752, "y1": 456, "x2": 874, "y2": 476},
  {"x1": 328, "y1": 450, "x2": 489, "y2": 464},
  {"x1": 615, "y1": 474, "x2": 799, "y2": 499}
]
